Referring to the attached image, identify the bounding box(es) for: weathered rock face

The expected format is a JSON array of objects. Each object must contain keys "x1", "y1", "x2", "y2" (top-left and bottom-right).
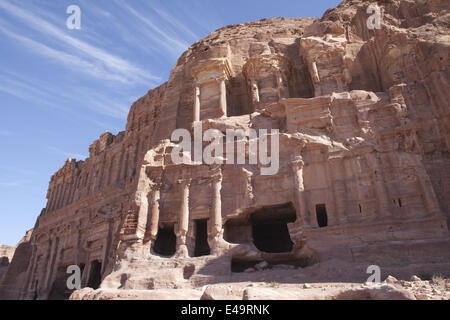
[
  {"x1": 0, "y1": 230, "x2": 33, "y2": 299},
  {"x1": 0, "y1": 245, "x2": 16, "y2": 283},
  {"x1": 1, "y1": 0, "x2": 449, "y2": 300}
]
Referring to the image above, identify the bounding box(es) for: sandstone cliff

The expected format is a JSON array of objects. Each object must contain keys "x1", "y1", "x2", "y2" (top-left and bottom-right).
[{"x1": 1, "y1": 0, "x2": 449, "y2": 300}]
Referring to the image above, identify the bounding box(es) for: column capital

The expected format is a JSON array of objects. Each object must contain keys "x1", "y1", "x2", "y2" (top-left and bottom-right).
[
  {"x1": 214, "y1": 76, "x2": 227, "y2": 83},
  {"x1": 292, "y1": 156, "x2": 305, "y2": 170},
  {"x1": 150, "y1": 183, "x2": 162, "y2": 192},
  {"x1": 328, "y1": 156, "x2": 345, "y2": 167},
  {"x1": 210, "y1": 165, "x2": 223, "y2": 182},
  {"x1": 150, "y1": 178, "x2": 163, "y2": 191},
  {"x1": 49, "y1": 233, "x2": 58, "y2": 241},
  {"x1": 177, "y1": 178, "x2": 192, "y2": 187}
]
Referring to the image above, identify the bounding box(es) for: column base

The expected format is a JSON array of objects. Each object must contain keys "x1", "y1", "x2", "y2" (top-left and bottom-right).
[
  {"x1": 175, "y1": 245, "x2": 189, "y2": 258},
  {"x1": 210, "y1": 236, "x2": 230, "y2": 256}
]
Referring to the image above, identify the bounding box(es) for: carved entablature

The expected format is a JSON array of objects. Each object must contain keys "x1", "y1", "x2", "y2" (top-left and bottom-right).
[
  {"x1": 243, "y1": 55, "x2": 291, "y2": 107},
  {"x1": 191, "y1": 58, "x2": 233, "y2": 84},
  {"x1": 191, "y1": 58, "x2": 233, "y2": 121},
  {"x1": 300, "y1": 35, "x2": 352, "y2": 96}
]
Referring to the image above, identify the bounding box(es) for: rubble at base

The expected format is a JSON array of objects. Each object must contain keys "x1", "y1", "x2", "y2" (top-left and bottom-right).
[{"x1": 1, "y1": 0, "x2": 450, "y2": 300}]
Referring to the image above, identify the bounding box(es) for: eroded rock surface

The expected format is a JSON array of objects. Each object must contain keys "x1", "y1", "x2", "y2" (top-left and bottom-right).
[
  {"x1": 1, "y1": 0, "x2": 449, "y2": 300},
  {"x1": 0, "y1": 245, "x2": 15, "y2": 283}
]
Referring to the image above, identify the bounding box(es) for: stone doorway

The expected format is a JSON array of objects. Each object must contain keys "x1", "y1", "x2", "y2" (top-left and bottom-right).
[
  {"x1": 250, "y1": 203, "x2": 297, "y2": 253},
  {"x1": 316, "y1": 204, "x2": 328, "y2": 228},
  {"x1": 87, "y1": 260, "x2": 102, "y2": 290},
  {"x1": 194, "y1": 219, "x2": 210, "y2": 257},
  {"x1": 153, "y1": 224, "x2": 177, "y2": 257}
]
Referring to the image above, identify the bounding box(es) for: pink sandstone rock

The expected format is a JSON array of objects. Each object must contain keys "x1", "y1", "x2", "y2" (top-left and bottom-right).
[{"x1": 1, "y1": 0, "x2": 449, "y2": 300}]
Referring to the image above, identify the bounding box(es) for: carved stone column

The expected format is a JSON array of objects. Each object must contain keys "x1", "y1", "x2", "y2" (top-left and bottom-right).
[
  {"x1": 148, "y1": 182, "x2": 161, "y2": 251},
  {"x1": 43, "y1": 236, "x2": 59, "y2": 297},
  {"x1": 292, "y1": 157, "x2": 309, "y2": 227},
  {"x1": 47, "y1": 236, "x2": 66, "y2": 297},
  {"x1": 194, "y1": 85, "x2": 200, "y2": 122},
  {"x1": 219, "y1": 78, "x2": 227, "y2": 117},
  {"x1": 47, "y1": 186, "x2": 56, "y2": 212},
  {"x1": 37, "y1": 237, "x2": 51, "y2": 297},
  {"x1": 251, "y1": 79, "x2": 260, "y2": 106},
  {"x1": 276, "y1": 71, "x2": 288, "y2": 99},
  {"x1": 100, "y1": 211, "x2": 114, "y2": 274},
  {"x1": 22, "y1": 242, "x2": 38, "y2": 299},
  {"x1": 311, "y1": 62, "x2": 320, "y2": 84},
  {"x1": 176, "y1": 178, "x2": 191, "y2": 257},
  {"x1": 209, "y1": 166, "x2": 224, "y2": 255},
  {"x1": 328, "y1": 158, "x2": 347, "y2": 225}
]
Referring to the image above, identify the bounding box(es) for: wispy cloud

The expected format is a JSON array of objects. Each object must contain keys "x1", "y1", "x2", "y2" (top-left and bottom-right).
[
  {"x1": 0, "y1": 0, "x2": 160, "y2": 84},
  {"x1": 149, "y1": 4, "x2": 201, "y2": 41},
  {"x1": 113, "y1": 0, "x2": 190, "y2": 57},
  {"x1": 0, "y1": 69, "x2": 128, "y2": 122},
  {"x1": 47, "y1": 146, "x2": 87, "y2": 160},
  {"x1": 0, "y1": 22, "x2": 134, "y2": 84}
]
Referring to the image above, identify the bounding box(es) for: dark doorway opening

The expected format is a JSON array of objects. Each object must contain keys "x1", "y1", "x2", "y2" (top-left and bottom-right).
[
  {"x1": 194, "y1": 219, "x2": 210, "y2": 257},
  {"x1": 316, "y1": 204, "x2": 328, "y2": 228},
  {"x1": 87, "y1": 260, "x2": 102, "y2": 290},
  {"x1": 251, "y1": 203, "x2": 297, "y2": 253},
  {"x1": 79, "y1": 263, "x2": 85, "y2": 279},
  {"x1": 153, "y1": 224, "x2": 176, "y2": 257}
]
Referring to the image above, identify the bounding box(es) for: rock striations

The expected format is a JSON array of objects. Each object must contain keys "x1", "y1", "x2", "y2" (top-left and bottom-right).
[{"x1": 1, "y1": 0, "x2": 449, "y2": 300}]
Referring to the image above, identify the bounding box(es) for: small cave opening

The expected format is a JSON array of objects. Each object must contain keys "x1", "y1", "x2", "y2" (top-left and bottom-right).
[
  {"x1": 87, "y1": 260, "x2": 102, "y2": 290},
  {"x1": 231, "y1": 258, "x2": 261, "y2": 273},
  {"x1": 250, "y1": 203, "x2": 297, "y2": 254},
  {"x1": 287, "y1": 64, "x2": 315, "y2": 99},
  {"x1": 153, "y1": 224, "x2": 177, "y2": 257},
  {"x1": 194, "y1": 219, "x2": 210, "y2": 257},
  {"x1": 227, "y1": 76, "x2": 255, "y2": 117},
  {"x1": 316, "y1": 204, "x2": 328, "y2": 228}
]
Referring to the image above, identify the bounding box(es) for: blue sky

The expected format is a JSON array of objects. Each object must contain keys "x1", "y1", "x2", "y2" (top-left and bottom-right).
[{"x1": 0, "y1": 0, "x2": 341, "y2": 246}]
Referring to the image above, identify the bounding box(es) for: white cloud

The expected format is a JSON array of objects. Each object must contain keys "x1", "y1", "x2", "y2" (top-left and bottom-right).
[
  {"x1": 0, "y1": 69, "x2": 129, "y2": 121},
  {"x1": 149, "y1": 4, "x2": 200, "y2": 41},
  {"x1": 0, "y1": 0, "x2": 160, "y2": 84},
  {"x1": 0, "y1": 23, "x2": 133, "y2": 84},
  {"x1": 113, "y1": 0, "x2": 190, "y2": 56}
]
